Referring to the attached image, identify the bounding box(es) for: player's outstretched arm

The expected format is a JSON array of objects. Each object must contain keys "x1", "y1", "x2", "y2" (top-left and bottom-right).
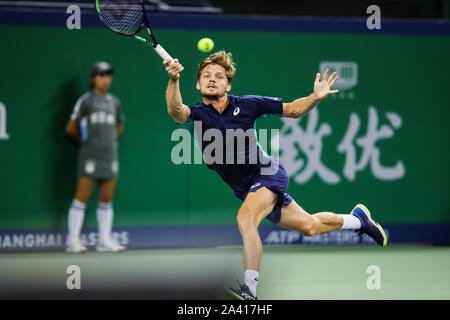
[
  {"x1": 282, "y1": 68, "x2": 339, "y2": 118},
  {"x1": 164, "y1": 58, "x2": 191, "y2": 124}
]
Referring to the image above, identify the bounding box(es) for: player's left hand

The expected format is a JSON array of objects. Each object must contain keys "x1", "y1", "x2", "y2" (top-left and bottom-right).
[{"x1": 313, "y1": 68, "x2": 339, "y2": 100}]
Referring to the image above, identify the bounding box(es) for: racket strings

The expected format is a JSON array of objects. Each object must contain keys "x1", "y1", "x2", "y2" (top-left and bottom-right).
[{"x1": 97, "y1": 0, "x2": 144, "y2": 35}]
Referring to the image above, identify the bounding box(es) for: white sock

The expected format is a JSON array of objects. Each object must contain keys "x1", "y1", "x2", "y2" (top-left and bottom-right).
[
  {"x1": 97, "y1": 202, "x2": 113, "y2": 242},
  {"x1": 340, "y1": 214, "x2": 362, "y2": 230},
  {"x1": 67, "y1": 199, "x2": 86, "y2": 243},
  {"x1": 244, "y1": 269, "x2": 259, "y2": 297}
]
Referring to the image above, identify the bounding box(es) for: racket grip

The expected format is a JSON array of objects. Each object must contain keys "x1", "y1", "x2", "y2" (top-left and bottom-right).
[{"x1": 155, "y1": 44, "x2": 174, "y2": 65}]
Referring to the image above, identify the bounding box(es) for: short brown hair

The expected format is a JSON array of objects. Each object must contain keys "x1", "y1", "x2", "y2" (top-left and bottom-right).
[{"x1": 197, "y1": 51, "x2": 236, "y2": 83}]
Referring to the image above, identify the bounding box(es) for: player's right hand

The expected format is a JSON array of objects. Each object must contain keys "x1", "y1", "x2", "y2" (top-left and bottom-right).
[{"x1": 164, "y1": 58, "x2": 184, "y2": 81}]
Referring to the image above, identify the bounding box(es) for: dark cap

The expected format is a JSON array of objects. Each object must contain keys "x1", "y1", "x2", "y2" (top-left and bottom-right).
[{"x1": 91, "y1": 61, "x2": 114, "y2": 76}]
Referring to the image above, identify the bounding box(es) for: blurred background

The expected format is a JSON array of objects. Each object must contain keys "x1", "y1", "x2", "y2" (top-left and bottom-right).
[
  {"x1": 0, "y1": 0, "x2": 449, "y2": 250},
  {"x1": 0, "y1": 0, "x2": 449, "y2": 300}
]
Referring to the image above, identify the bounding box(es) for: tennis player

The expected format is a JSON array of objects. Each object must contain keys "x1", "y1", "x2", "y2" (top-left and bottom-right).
[
  {"x1": 163, "y1": 52, "x2": 387, "y2": 300},
  {"x1": 65, "y1": 62, "x2": 125, "y2": 253}
]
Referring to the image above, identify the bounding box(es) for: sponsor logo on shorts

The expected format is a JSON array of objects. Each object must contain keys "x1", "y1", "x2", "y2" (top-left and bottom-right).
[
  {"x1": 111, "y1": 161, "x2": 118, "y2": 173},
  {"x1": 250, "y1": 182, "x2": 261, "y2": 189},
  {"x1": 85, "y1": 160, "x2": 96, "y2": 174}
]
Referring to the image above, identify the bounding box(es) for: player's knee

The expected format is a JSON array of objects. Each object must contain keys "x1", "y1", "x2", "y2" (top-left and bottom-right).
[
  {"x1": 237, "y1": 209, "x2": 258, "y2": 230},
  {"x1": 301, "y1": 225, "x2": 315, "y2": 237},
  {"x1": 299, "y1": 217, "x2": 319, "y2": 237},
  {"x1": 98, "y1": 187, "x2": 115, "y2": 203},
  {"x1": 75, "y1": 191, "x2": 91, "y2": 204},
  {"x1": 98, "y1": 193, "x2": 113, "y2": 203}
]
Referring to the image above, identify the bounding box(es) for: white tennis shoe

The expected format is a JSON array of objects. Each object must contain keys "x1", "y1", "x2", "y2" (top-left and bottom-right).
[
  {"x1": 96, "y1": 237, "x2": 126, "y2": 252},
  {"x1": 66, "y1": 238, "x2": 88, "y2": 253}
]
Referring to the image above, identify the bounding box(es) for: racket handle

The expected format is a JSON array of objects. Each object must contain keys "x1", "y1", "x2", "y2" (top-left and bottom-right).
[{"x1": 154, "y1": 44, "x2": 174, "y2": 65}]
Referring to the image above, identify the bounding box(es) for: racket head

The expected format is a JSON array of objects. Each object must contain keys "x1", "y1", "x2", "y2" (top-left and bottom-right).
[{"x1": 95, "y1": 0, "x2": 146, "y2": 36}]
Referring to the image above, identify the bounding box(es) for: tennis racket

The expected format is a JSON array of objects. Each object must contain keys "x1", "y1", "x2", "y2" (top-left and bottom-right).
[{"x1": 95, "y1": 0, "x2": 174, "y2": 65}]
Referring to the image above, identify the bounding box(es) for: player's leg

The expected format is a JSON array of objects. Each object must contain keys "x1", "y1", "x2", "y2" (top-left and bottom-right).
[
  {"x1": 96, "y1": 178, "x2": 125, "y2": 252},
  {"x1": 97, "y1": 177, "x2": 116, "y2": 202},
  {"x1": 278, "y1": 200, "x2": 387, "y2": 246},
  {"x1": 97, "y1": 177, "x2": 116, "y2": 243},
  {"x1": 238, "y1": 187, "x2": 277, "y2": 270},
  {"x1": 230, "y1": 187, "x2": 277, "y2": 299},
  {"x1": 277, "y1": 199, "x2": 359, "y2": 235},
  {"x1": 66, "y1": 177, "x2": 95, "y2": 253}
]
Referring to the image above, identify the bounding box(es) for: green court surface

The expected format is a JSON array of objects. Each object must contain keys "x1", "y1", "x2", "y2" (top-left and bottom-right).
[{"x1": 0, "y1": 245, "x2": 449, "y2": 300}]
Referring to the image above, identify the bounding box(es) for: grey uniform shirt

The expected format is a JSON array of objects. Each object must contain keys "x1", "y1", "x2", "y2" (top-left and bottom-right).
[{"x1": 71, "y1": 92, "x2": 124, "y2": 161}]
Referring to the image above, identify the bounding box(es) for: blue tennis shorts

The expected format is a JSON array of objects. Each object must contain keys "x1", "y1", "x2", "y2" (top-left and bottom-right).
[{"x1": 236, "y1": 160, "x2": 293, "y2": 224}]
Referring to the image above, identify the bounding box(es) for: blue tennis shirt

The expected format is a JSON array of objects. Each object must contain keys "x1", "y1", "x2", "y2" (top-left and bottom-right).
[{"x1": 185, "y1": 94, "x2": 283, "y2": 197}]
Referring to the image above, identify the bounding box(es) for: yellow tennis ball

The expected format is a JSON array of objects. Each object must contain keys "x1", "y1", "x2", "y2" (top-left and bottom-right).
[{"x1": 197, "y1": 38, "x2": 214, "y2": 53}]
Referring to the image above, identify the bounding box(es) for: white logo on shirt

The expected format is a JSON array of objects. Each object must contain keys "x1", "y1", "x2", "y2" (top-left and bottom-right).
[
  {"x1": 233, "y1": 107, "x2": 240, "y2": 116},
  {"x1": 90, "y1": 111, "x2": 115, "y2": 125}
]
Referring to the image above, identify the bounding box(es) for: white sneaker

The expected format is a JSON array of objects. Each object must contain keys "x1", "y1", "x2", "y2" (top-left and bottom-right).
[
  {"x1": 96, "y1": 237, "x2": 126, "y2": 252},
  {"x1": 66, "y1": 238, "x2": 88, "y2": 253}
]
